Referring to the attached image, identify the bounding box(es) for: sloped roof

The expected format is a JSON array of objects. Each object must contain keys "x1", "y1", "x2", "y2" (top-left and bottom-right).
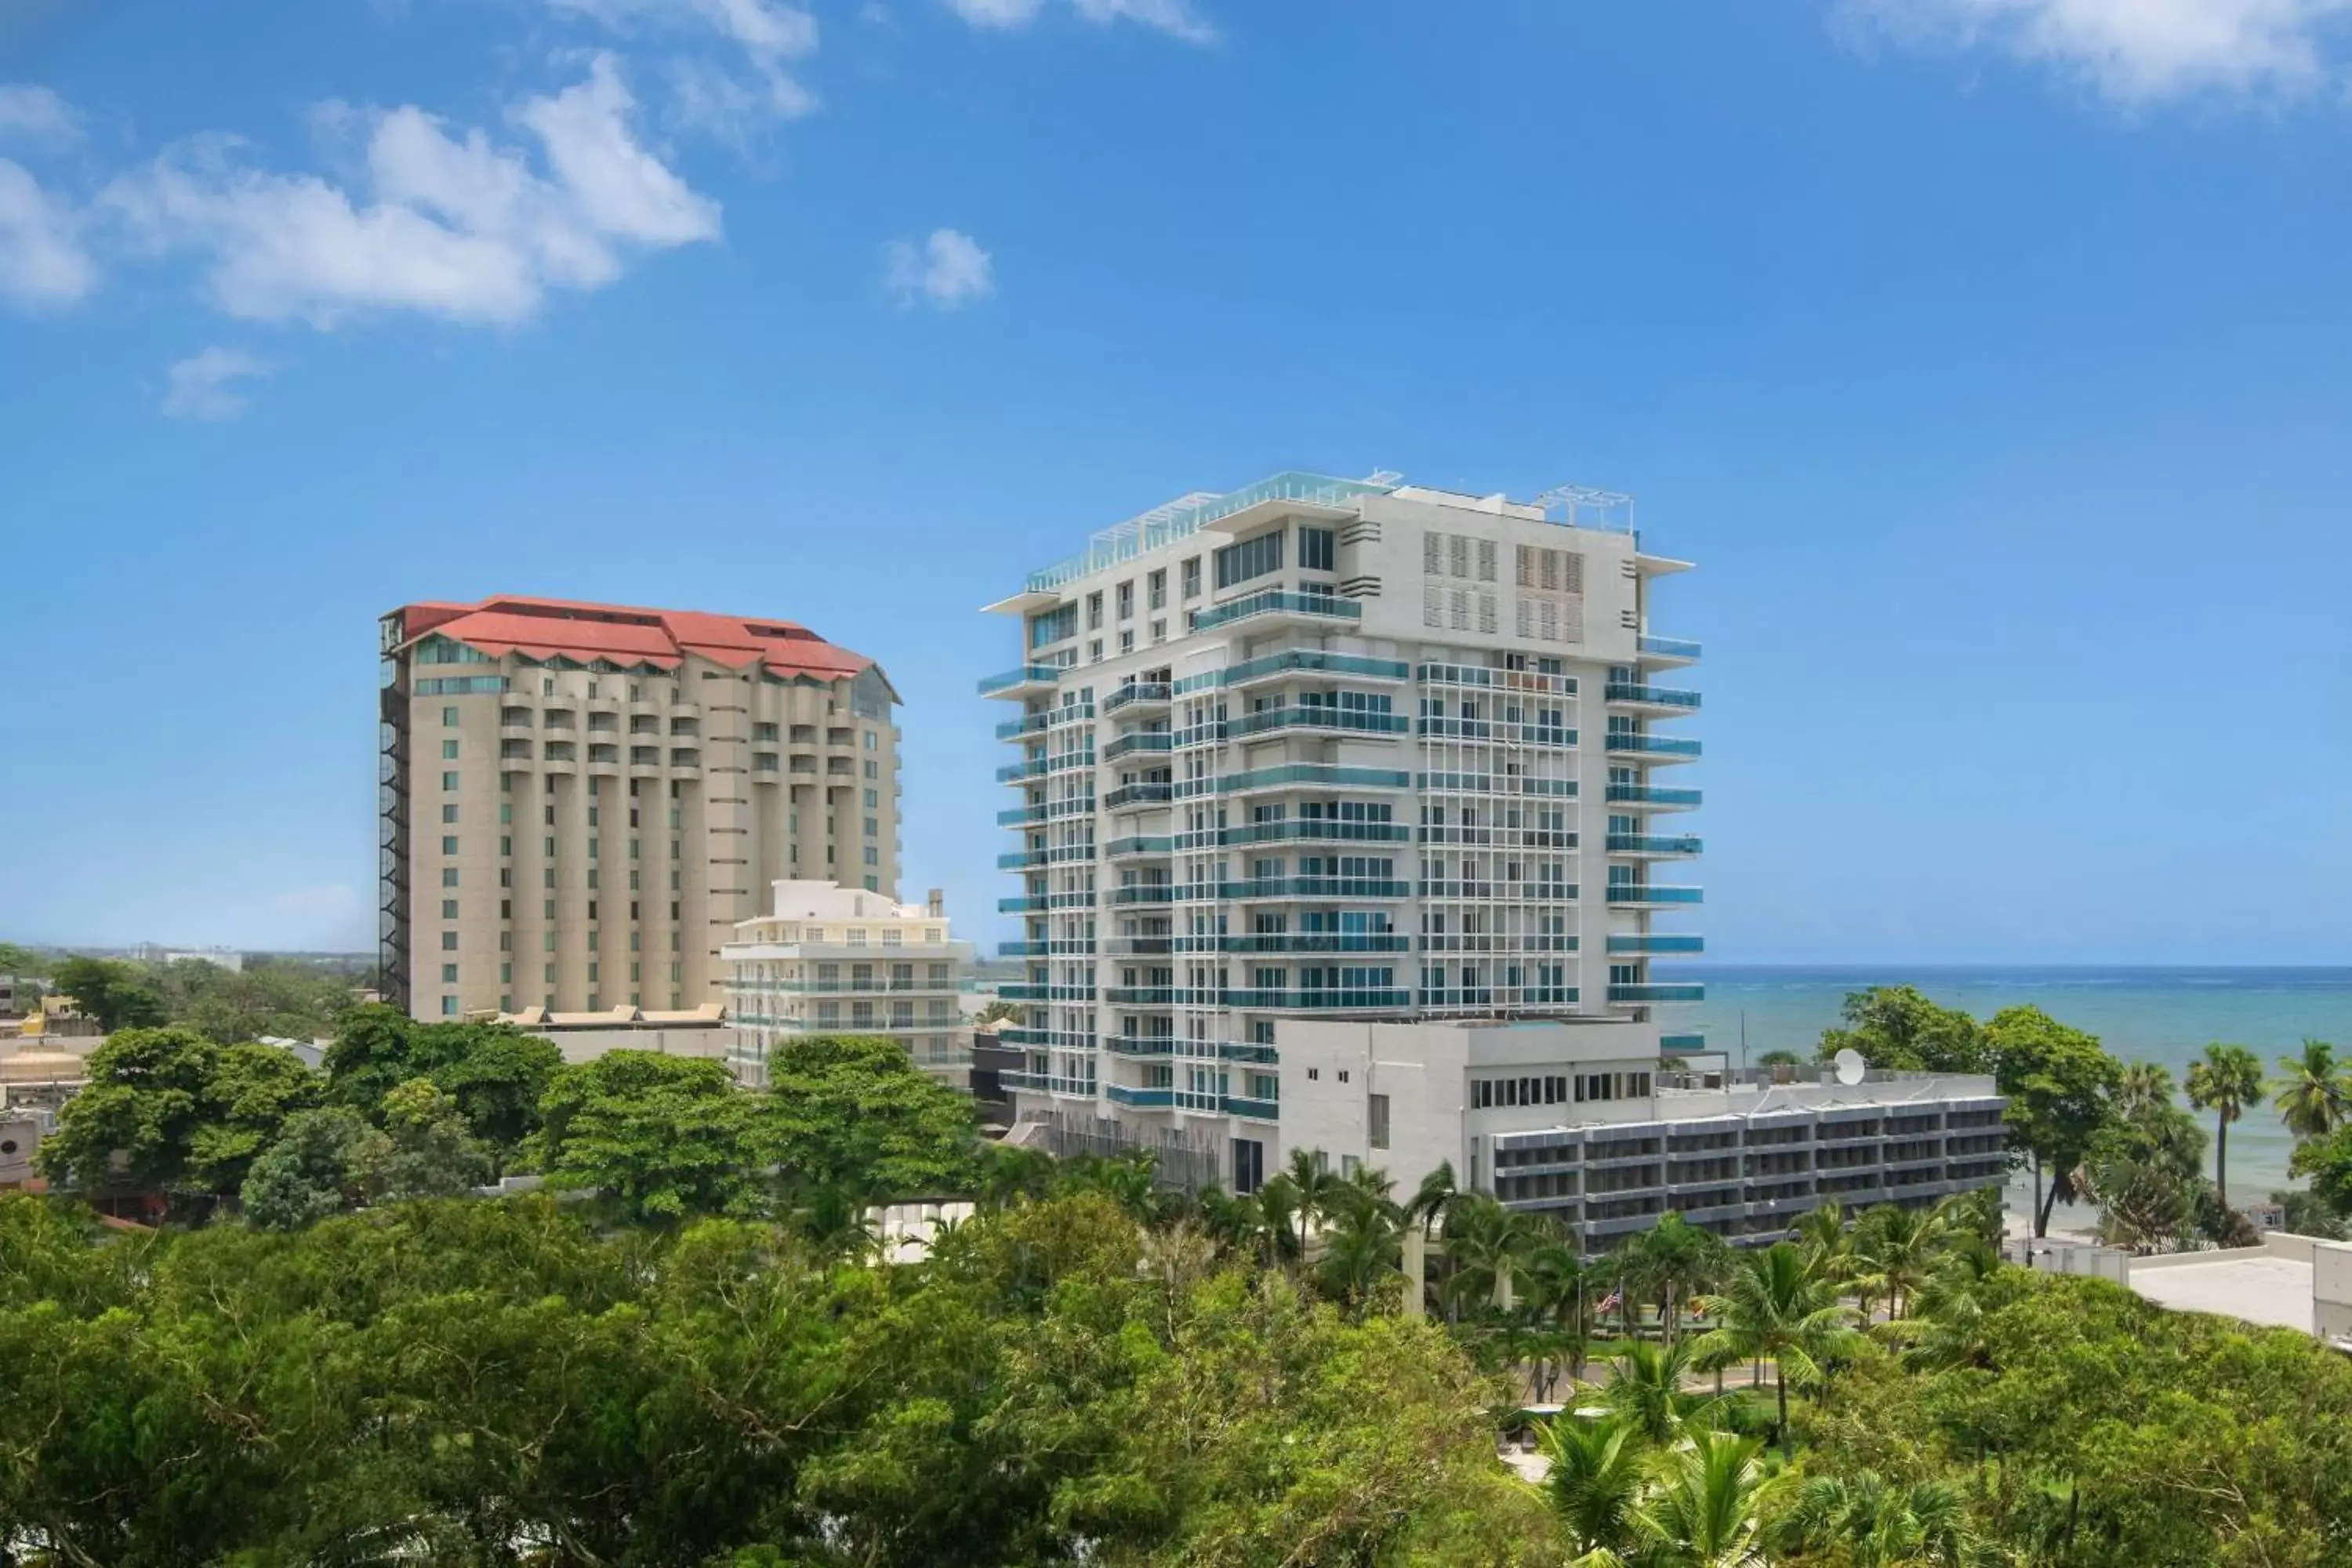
[{"x1": 391, "y1": 595, "x2": 884, "y2": 687}]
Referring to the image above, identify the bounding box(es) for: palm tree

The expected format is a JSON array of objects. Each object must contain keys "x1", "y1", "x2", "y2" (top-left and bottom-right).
[
  {"x1": 1521, "y1": 1237, "x2": 1592, "y2": 1385},
  {"x1": 2275, "y1": 1039, "x2": 2350, "y2": 1144},
  {"x1": 1439, "y1": 1192, "x2": 1538, "y2": 1316},
  {"x1": 1280, "y1": 1146, "x2": 1344, "y2": 1266},
  {"x1": 1849, "y1": 1203, "x2": 1949, "y2": 1322},
  {"x1": 1537, "y1": 1413, "x2": 1647, "y2": 1560},
  {"x1": 1602, "y1": 1337, "x2": 1713, "y2": 1446},
  {"x1": 1773, "y1": 1470, "x2": 1989, "y2": 1567},
  {"x1": 1688, "y1": 1241, "x2": 1859, "y2": 1459},
  {"x1": 1313, "y1": 1199, "x2": 1403, "y2": 1314},
  {"x1": 2186, "y1": 1043, "x2": 2266, "y2": 1210},
  {"x1": 1403, "y1": 1160, "x2": 1460, "y2": 1315},
  {"x1": 2114, "y1": 1060, "x2": 2177, "y2": 1122},
  {"x1": 1253, "y1": 1176, "x2": 1301, "y2": 1272},
  {"x1": 1632, "y1": 1212, "x2": 1732, "y2": 1345},
  {"x1": 1791, "y1": 1200, "x2": 1851, "y2": 1285},
  {"x1": 1625, "y1": 1428, "x2": 1780, "y2": 1568}
]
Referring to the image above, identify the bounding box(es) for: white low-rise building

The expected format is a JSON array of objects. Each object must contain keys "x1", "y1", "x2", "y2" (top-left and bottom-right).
[{"x1": 722, "y1": 881, "x2": 976, "y2": 1088}]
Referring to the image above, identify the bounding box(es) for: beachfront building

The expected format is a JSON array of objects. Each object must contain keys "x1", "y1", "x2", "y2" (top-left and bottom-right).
[
  {"x1": 721, "y1": 880, "x2": 977, "y2": 1089},
  {"x1": 378, "y1": 597, "x2": 902, "y2": 1020},
  {"x1": 980, "y1": 471, "x2": 1719, "y2": 1192}
]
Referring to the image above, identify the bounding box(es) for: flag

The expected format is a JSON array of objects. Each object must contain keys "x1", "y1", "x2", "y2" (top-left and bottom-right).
[{"x1": 1596, "y1": 1290, "x2": 1621, "y2": 1315}]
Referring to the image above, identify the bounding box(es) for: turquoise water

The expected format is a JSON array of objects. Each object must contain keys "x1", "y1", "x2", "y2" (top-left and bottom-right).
[{"x1": 1657, "y1": 967, "x2": 2352, "y2": 1207}]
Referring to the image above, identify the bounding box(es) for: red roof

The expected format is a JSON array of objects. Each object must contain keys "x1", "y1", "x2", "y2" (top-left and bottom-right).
[{"x1": 390, "y1": 595, "x2": 884, "y2": 687}]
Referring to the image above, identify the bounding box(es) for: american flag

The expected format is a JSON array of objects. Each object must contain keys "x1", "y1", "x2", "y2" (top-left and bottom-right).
[{"x1": 1596, "y1": 1290, "x2": 1621, "y2": 1314}]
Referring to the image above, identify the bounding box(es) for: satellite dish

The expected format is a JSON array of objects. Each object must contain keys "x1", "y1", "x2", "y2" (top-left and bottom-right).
[{"x1": 1833, "y1": 1048, "x2": 1866, "y2": 1087}]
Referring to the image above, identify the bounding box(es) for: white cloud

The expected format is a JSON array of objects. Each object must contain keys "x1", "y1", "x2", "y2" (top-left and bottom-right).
[
  {"x1": 0, "y1": 158, "x2": 93, "y2": 306},
  {"x1": 942, "y1": 0, "x2": 1215, "y2": 43},
  {"x1": 162, "y1": 347, "x2": 271, "y2": 420},
  {"x1": 103, "y1": 56, "x2": 719, "y2": 327},
  {"x1": 547, "y1": 0, "x2": 818, "y2": 131},
  {"x1": 0, "y1": 84, "x2": 82, "y2": 143},
  {"x1": 1838, "y1": 0, "x2": 2352, "y2": 101},
  {"x1": 884, "y1": 227, "x2": 993, "y2": 309}
]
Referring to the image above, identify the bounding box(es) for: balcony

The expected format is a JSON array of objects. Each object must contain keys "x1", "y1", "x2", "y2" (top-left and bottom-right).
[
  {"x1": 1222, "y1": 877, "x2": 1413, "y2": 901},
  {"x1": 1638, "y1": 635, "x2": 1701, "y2": 666},
  {"x1": 1606, "y1": 884, "x2": 1704, "y2": 906},
  {"x1": 994, "y1": 702, "x2": 1096, "y2": 739},
  {"x1": 1604, "y1": 683, "x2": 1702, "y2": 713},
  {"x1": 1217, "y1": 819, "x2": 1412, "y2": 848},
  {"x1": 1605, "y1": 732, "x2": 1702, "y2": 762},
  {"x1": 996, "y1": 751, "x2": 1094, "y2": 783},
  {"x1": 1228, "y1": 706, "x2": 1410, "y2": 741},
  {"x1": 1213, "y1": 764, "x2": 1412, "y2": 797},
  {"x1": 1105, "y1": 835, "x2": 1173, "y2": 858},
  {"x1": 1220, "y1": 649, "x2": 1410, "y2": 688},
  {"x1": 998, "y1": 892, "x2": 1096, "y2": 913},
  {"x1": 1189, "y1": 590, "x2": 1363, "y2": 634},
  {"x1": 1106, "y1": 1035, "x2": 1178, "y2": 1057},
  {"x1": 978, "y1": 664, "x2": 1066, "y2": 699},
  {"x1": 1223, "y1": 1095, "x2": 1279, "y2": 1121},
  {"x1": 1661, "y1": 1032, "x2": 1708, "y2": 1051},
  {"x1": 996, "y1": 844, "x2": 1097, "y2": 871},
  {"x1": 997, "y1": 797, "x2": 1096, "y2": 826},
  {"x1": 1106, "y1": 1084, "x2": 1174, "y2": 1109},
  {"x1": 1103, "y1": 682, "x2": 1172, "y2": 714},
  {"x1": 1606, "y1": 833, "x2": 1703, "y2": 857},
  {"x1": 1221, "y1": 988, "x2": 1412, "y2": 1011},
  {"x1": 1106, "y1": 884, "x2": 1175, "y2": 906},
  {"x1": 1102, "y1": 732, "x2": 1174, "y2": 762},
  {"x1": 1104, "y1": 782, "x2": 1174, "y2": 811},
  {"x1": 1606, "y1": 935, "x2": 1707, "y2": 956},
  {"x1": 1103, "y1": 937, "x2": 1174, "y2": 957},
  {"x1": 1417, "y1": 662, "x2": 1577, "y2": 695},
  {"x1": 1218, "y1": 934, "x2": 1413, "y2": 955},
  {"x1": 999, "y1": 983, "x2": 1097, "y2": 1004},
  {"x1": 1105, "y1": 986, "x2": 1178, "y2": 1006},
  {"x1": 1608, "y1": 983, "x2": 1708, "y2": 1004},
  {"x1": 1605, "y1": 785, "x2": 1702, "y2": 811}
]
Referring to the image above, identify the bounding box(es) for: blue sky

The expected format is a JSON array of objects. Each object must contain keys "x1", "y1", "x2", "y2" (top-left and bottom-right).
[{"x1": 2, "y1": 0, "x2": 2347, "y2": 964}]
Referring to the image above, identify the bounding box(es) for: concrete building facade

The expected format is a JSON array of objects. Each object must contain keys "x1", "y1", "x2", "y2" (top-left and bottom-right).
[
  {"x1": 379, "y1": 596, "x2": 902, "y2": 1020},
  {"x1": 721, "y1": 880, "x2": 977, "y2": 1089}
]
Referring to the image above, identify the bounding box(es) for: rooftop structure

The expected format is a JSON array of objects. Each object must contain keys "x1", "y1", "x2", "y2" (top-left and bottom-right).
[
  {"x1": 2129, "y1": 1233, "x2": 2352, "y2": 1349},
  {"x1": 379, "y1": 595, "x2": 904, "y2": 1022}
]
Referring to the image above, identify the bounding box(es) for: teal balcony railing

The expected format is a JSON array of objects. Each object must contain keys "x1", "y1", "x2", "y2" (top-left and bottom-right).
[
  {"x1": 1106, "y1": 1035, "x2": 1178, "y2": 1057},
  {"x1": 1605, "y1": 884, "x2": 1704, "y2": 906},
  {"x1": 1604, "y1": 684, "x2": 1702, "y2": 710},
  {"x1": 996, "y1": 797, "x2": 1096, "y2": 826},
  {"x1": 1639, "y1": 635, "x2": 1702, "y2": 662},
  {"x1": 1605, "y1": 732, "x2": 1703, "y2": 760},
  {"x1": 996, "y1": 750, "x2": 1094, "y2": 782},
  {"x1": 978, "y1": 664, "x2": 1065, "y2": 697},
  {"x1": 1103, "y1": 782, "x2": 1174, "y2": 810},
  {"x1": 1190, "y1": 590, "x2": 1361, "y2": 634},
  {"x1": 1103, "y1": 732, "x2": 1174, "y2": 760},
  {"x1": 993, "y1": 702, "x2": 1095, "y2": 739},
  {"x1": 997, "y1": 983, "x2": 1097, "y2": 1004},
  {"x1": 1222, "y1": 877, "x2": 1413, "y2": 901},
  {"x1": 1214, "y1": 820, "x2": 1413, "y2": 848},
  {"x1": 1212, "y1": 764, "x2": 1412, "y2": 795},
  {"x1": 1221, "y1": 988, "x2": 1412, "y2": 1011},
  {"x1": 996, "y1": 844, "x2": 1097, "y2": 869},
  {"x1": 1106, "y1": 1084, "x2": 1174, "y2": 1109},
  {"x1": 1606, "y1": 935, "x2": 1707, "y2": 956},
  {"x1": 1106, "y1": 986, "x2": 1178, "y2": 1005},
  {"x1": 1219, "y1": 1042, "x2": 1280, "y2": 1064},
  {"x1": 1106, "y1": 884, "x2": 1175, "y2": 906},
  {"x1": 998, "y1": 891, "x2": 1097, "y2": 913},
  {"x1": 1419, "y1": 772, "x2": 1578, "y2": 797},
  {"x1": 1105, "y1": 835, "x2": 1173, "y2": 857},
  {"x1": 1609, "y1": 983, "x2": 1708, "y2": 1004},
  {"x1": 1218, "y1": 934, "x2": 1412, "y2": 955},
  {"x1": 1228, "y1": 706, "x2": 1410, "y2": 740},
  {"x1": 1223, "y1": 1095, "x2": 1279, "y2": 1121},
  {"x1": 1606, "y1": 833, "x2": 1704, "y2": 855},
  {"x1": 1605, "y1": 785, "x2": 1702, "y2": 808},
  {"x1": 1661, "y1": 1031, "x2": 1708, "y2": 1051},
  {"x1": 1103, "y1": 682, "x2": 1171, "y2": 713},
  {"x1": 1210, "y1": 649, "x2": 1411, "y2": 688}
]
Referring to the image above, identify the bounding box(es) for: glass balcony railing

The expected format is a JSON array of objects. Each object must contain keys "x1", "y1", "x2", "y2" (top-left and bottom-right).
[
  {"x1": 1605, "y1": 785, "x2": 1702, "y2": 808},
  {"x1": 1106, "y1": 885, "x2": 1175, "y2": 906},
  {"x1": 996, "y1": 797, "x2": 1096, "y2": 826},
  {"x1": 993, "y1": 702, "x2": 1095, "y2": 739},
  {"x1": 1605, "y1": 884, "x2": 1704, "y2": 906},
  {"x1": 1605, "y1": 935, "x2": 1707, "y2": 956},
  {"x1": 1416, "y1": 662, "x2": 1577, "y2": 695},
  {"x1": 1605, "y1": 732, "x2": 1703, "y2": 759},
  {"x1": 1210, "y1": 764, "x2": 1412, "y2": 796},
  {"x1": 997, "y1": 983, "x2": 1097, "y2": 1004},
  {"x1": 1220, "y1": 988, "x2": 1412, "y2": 1011},
  {"x1": 1638, "y1": 635, "x2": 1701, "y2": 662},
  {"x1": 1106, "y1": 1035, "x2": 1178, "y2": 1057},
  {"x1": 997, "y1": 892, "x2": 1097, "y2": 913},
  {"x1": 978, "y1": 664, "x2": 1065, "y2": 697},
  {"x1": 1609, "y1": 983, "x2": 1708, "y2": 1004},
  {"x1": 1105, "y1": 835, "x2": 1173, "y2": 857},
  {"x1": 1604, "y1": 684, "x2": 1702, "y2": 710},
  {"x1": 1207, "y1": 649, "x2": 1411, "y2": 689},
  {"x1": 1222, "y1": 877, "x2": 1413, "y2": 901},
  {"x1": 1218, "y1": 934, "x2": 1413, "y2": 955},
  {"x1": 1103, "y1": 782, "x2": 1174, "y2": 810},
  {"x1": 1218, "y1": 1042, "x2": 1279, "y2": 1064},
  {"x1": 1661, "y1": 1031, "x2": 1708, "y2": 1051},
  {"x1": 1419, "y1": 772, "x2": 1578, "y2": 797},
  {"x1": 1606, "y1": 834, "x2": 1704, "y2": 855},
  {"x1": 1212, "y1": 819, "x2": 1412, "y2": 848},
  {"x1": 1102, "y1": 732, "x2": 1174, "y2": 760},
  {"x1": 1227, "y1": 706, "x2": 1410, "y2": 739},
  {"x1": 1103, "y1": 682, "x2": 1172, "y2": 713},
  {"x1": 1189, "y1": 590, "x2": 1362, "y2": 634},
  {"x1": 1106, "y1": 1084, "x2": 1174, "y2": 1109},
  {"x1": 996, "y1": 750, "x2": 1094, "y2": 782},
  {"x1": 1223, "y1": 1095, "x2": 1279, "y2": 1121}
]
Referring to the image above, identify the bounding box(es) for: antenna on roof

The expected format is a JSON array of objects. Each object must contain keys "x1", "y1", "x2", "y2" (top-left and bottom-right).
[{"x1": 1363, "y1": 470, "x2": 1404, "y2": 487}]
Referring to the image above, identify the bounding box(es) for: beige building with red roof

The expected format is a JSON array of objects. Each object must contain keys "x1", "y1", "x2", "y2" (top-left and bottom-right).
[{"x1": 378, "y1": 596, "x2": 902, "y2": 1020}]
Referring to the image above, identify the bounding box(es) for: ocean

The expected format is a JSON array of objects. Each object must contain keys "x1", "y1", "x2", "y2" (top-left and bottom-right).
[{"x1": 1654, "y1": 966, "x2": 2352, "y2": 1210}]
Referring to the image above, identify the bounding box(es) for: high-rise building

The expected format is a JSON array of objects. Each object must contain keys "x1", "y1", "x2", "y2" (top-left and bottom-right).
[
  {"x1": 981, "y1": 474, "x2": 2007, "y2": 1240},
  {"x1": 379, "y1": 596, "x2": 902, "y2": 1020},
  {"x1": 720, "y1": 880, "x2": 977, "y2": 1089},
  {"x1": 980, "y1": 472, "x2": 1705, "y2": 1178}
]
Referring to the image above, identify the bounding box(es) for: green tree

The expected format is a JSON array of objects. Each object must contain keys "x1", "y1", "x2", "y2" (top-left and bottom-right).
[
  {"x1": 1627, "y1": 1428, "x2": 1780, "y2": 1568},
  {"x1": 2288, "y1": 1124, "x2": 2352, "y2": 1219},
  {"x1": 534, "y1": 1051, "x2": 768, "y2": 1224},
  {"x1": 760, "y1": 1034, "x2": 980, "y2": 1201},
  {"x1": 1689, "y1": 1241, "x2": 1859, "y2": 1458},
  {"x1": 1539, "y1": 1411, "x2": 1647, "y2": 1559},
  {"x1": 240, "y1": 1105, "x2": 371, "y2": 1231},
  {"x1": 49, "y1": 955, "x2": 168, "y2": 1033},
  {"x1": 1817, "y1": 985, "x2": 1988, "y2": 1073},
  {"x1": 1773, "y1": 1470, "x2": 1988, "y2": 1567},
  {"x1": 1603, "y1": 1337, "x2": 1712, "y2": 1446},
  {"x1": 37, "y1": 1029, "x2": 318, "y2": 1209},
  {"x1": 1849, "y1": 1203, "x2": 1951, "y2": 1322},
  {"x1": 2274, "y1": 1037, "x2": 2351, "y2": 1144},
  {"x1": 350, "y1": 1078, "x2": 492, "y2": 1202},
  {"x1": 2184, "y1": 1042, "x2": 2265, "y2": 1211},
  {"x1": 1987, "y1": 1004, "x2": 2123, "y2": 1236},
  {"x1": 423, "y1": 1027, "x2": 561, "y2": 1171}
]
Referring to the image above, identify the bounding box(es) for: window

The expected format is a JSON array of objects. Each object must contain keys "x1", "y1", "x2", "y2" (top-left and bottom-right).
[
  {"x1": 1149, "y1": 619, "x2": 1166, "y2": 644},
  {"x1": 1232, "y1": 1138, "x2": 1265, "y2": 1196},
  {"x1": 441, "y1": 996, "x2": 459, "y2": 1017},
  {"x1": 441, "y1": 931, "x2": 458, "y2": 951},
  {"x1": 442, "y1": 771, "x2": 460, "y2": 790},
  {"x1": 1147, "y1": 568, "x2": 1166, "y2": 610},
  {"x1": 441, "y1": 868, "x2": 459, "y2": 887},
  {"x1": 1300, "y1": 527, "x2": 1334, "y2": 572},
  {"x1": 1214, "y1": 529, "x2": 1283, "y2": 589},
  {"x1": 441, "y1": 804, "x2": 459, "y2": 824},
  {"x1": 441, "y1": 739, "x2": 460, "y2": 760},
  {"x1": 441, "y1": 964, "x2": 458, "y2": 983},
  {"x1": 1368, "y1": 1093, "x2": 1390, "y2": 1150},
  {"x1": 1119, "y1": 629, "x2": 1134, "y2": 654},
  {"x1": 1085, "y1": 591, "x2": 1103, "y2": 630},
  {"x1": 1088, "y1": 638, "x2": 1104, "y2": 662},
  {"x1": 441, "y1": 706, "x2": 460, "y2": 727},
  {"x1": 441, "y1": 834, "x2": 458, "y2": 855},
  {"x1": 441, "y1": 898, "x2": 459, "y2": 919},
  {"x1": 1029, "y1": 602, "x2": 1078, "y2": 648},
  {"x1": 1181, "y1": 556, "x2": 1201, "y2": 597}
]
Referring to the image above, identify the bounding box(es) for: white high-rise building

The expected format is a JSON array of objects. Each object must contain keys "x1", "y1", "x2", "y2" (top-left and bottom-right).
[{"x1": 980, "y1": 474, "x2": 1711, "y2": 1185}]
